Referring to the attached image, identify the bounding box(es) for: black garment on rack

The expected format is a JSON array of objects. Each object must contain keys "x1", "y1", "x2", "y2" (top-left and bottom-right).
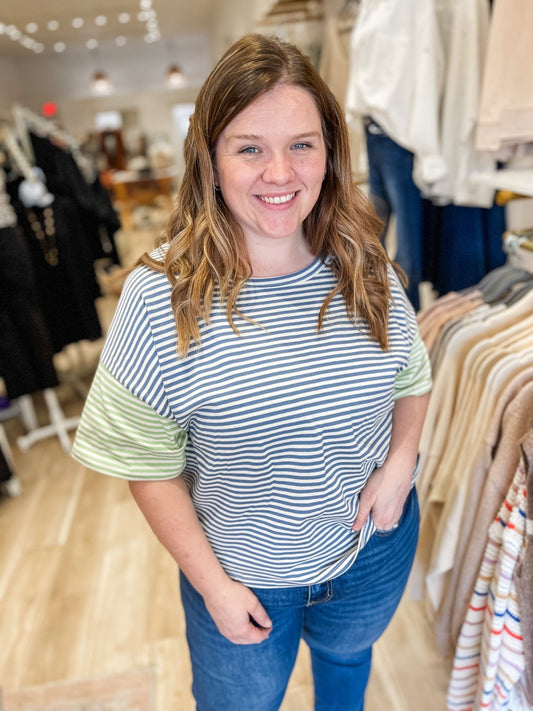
[
  {"x1": 0, "y1": 225, "x2": 59, "y2": 397},
  {"x1": 29, "y1": 132, "x2": 122, "y2": 266},
  {"x1": 7, "y1": 186, "x2": 103, "y2": 353}
]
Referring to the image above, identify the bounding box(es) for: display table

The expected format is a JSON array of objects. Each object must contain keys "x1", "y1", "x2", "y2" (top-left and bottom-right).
[{"x1": 107, "y1": 167, "x2": 180, "y2": 226}]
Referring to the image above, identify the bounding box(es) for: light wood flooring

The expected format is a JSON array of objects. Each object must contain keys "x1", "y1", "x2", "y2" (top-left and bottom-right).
[{"x1": 0, "y1": 214, "x2": 452, "y2": 710}]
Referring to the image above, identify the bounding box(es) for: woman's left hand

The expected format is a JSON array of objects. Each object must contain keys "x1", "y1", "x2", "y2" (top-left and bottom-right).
[{"x1": 351, "y1": 464, "x2": 411, "y2": 532}]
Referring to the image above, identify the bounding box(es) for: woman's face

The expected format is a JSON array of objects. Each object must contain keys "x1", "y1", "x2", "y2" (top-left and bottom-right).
[{"x1": 214, "y1": 83, "x2": 327, "y2": 253}]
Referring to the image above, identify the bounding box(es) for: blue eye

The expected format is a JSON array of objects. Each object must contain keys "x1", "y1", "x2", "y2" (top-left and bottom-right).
[
  {"x1": 293, "y1": 142, "x2": 312, "y2": 150},
  {"x1": 239, "y1": 146, "x2": 259, "y2": 154}
]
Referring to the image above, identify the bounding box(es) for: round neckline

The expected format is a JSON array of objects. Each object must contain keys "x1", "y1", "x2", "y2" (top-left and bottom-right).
[{"x1": 248, "y1": 257, "x2": 327, "y2": 287}]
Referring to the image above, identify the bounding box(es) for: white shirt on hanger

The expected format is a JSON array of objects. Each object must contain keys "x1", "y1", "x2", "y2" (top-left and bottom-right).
[
  {"x1": 345, "y1": 0, "x2": 448, "y2": 192},
  {"x1": 427, "y1": 0, "x2": 496, "y2": 208}
]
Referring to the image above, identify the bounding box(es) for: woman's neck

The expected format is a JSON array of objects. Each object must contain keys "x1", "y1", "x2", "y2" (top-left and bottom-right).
[{"x1": 248, "y1": 237, "x2": 315, "y2": 278}]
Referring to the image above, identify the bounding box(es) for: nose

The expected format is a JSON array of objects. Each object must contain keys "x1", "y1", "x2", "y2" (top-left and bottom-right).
[{"x1": 262, "y1": 153, "x2": 294, "y2": 184}]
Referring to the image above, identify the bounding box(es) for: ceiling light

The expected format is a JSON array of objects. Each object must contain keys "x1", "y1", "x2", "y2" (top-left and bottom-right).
[
  {"x1": 115, "y1": 35, "x2": 127, "y2": 47},
  {"x1": 25, "y1": 22, "x2": 38, "y2": 33},
  {"x1": 138, "y1": 11, "x2": 149, "y2": 21},
  {"x1": 47, "y1": 20, "x2": 59, "y2": 31},
  {"x1": 72, "y1": 17, "x2": 84, "y2": 28},
  {"x1": 90, "y1": 71, "x2": 113, "y2": 95},
  {"x1": 140, "y1": 0, "x2": 152, "y2": 8},
  {"x1": 86, "y1": 38, "x2": 98, "y2": 49},
  {"x1": 166, "y1": 64, "x2": 187, "y2": 88},
  {"x1": 21, "y1": 36, "x2": 35, "y2": 48},
  {"x1": 0, "y1": 23, "x2": 5, "y2": 35},
  {"x1": 144, "y1": 31, "x2": 160, "y2": 43},
  {"x1": 118, "y1": 13, "x2": 130, "y2": 23},
  {"x1": 9, "y1": 28, "x2": 22, "y2": 40},
  {"x1": 95, "y1": 15, "x2": 107, "y2": 26},
  {"x1": 54, "y1": 42, "x2": 66, "y2": 53},
  {"x1": 33, "y1": 43, "x2": 44, "y2": 53}
]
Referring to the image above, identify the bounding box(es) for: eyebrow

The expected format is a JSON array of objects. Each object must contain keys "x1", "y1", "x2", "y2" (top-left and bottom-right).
[{"x1": 226, "y1": 131, "x2": 323, "y2": 142}]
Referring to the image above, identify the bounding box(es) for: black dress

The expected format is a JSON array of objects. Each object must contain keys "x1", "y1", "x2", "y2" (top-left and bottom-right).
[
  {"x1": 29, "y1": 132, "x2": 122, "y2": 265},
  {"x1": 0, "y1": 224, "x2": 59, "y2": 397}
]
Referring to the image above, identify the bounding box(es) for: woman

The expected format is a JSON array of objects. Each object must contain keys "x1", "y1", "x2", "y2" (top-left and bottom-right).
[{"x1": 73, "y1": 33, "x2": 432, "y2": 711}]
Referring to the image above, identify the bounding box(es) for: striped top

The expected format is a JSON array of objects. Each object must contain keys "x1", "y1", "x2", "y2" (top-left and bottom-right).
[
  {"x1": 447, "y1": 455, "x2": 528, "y2": 710},
  {"x1": 73, "y1": 253, "x2": 432, "y2": 587}
]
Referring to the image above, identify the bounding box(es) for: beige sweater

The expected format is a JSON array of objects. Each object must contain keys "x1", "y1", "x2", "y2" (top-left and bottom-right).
[
  {"x1": 444, "y1": 380, "x2": 533, "y2": 654},
  {"x1": 435, "y1": 366, "x2": 533, "y2": 655}
]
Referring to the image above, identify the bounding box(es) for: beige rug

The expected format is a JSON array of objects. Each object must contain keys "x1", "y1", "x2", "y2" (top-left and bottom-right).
[{"x1": 0, "y1": 668, "x2": 155, "y2": 711}]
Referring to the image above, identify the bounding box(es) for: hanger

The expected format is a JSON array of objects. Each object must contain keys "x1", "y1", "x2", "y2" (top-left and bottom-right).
[
  {"x1": 0, "y1": 123, "x2": 36, "y2": 183},
  {"x1": 0, "y1": 124, "x2": 54, "y2": 208},
  {"x1": 12, "y1": 104, "x2": 95, "y2": 184}
]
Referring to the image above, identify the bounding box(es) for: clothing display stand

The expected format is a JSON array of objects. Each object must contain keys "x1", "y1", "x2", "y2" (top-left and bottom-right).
[
  {"x1": 56, "y1": 343, "x2": 93, "y2": 399},
  {"x1": 0, "y1": 425, "x2": 21, "y2": 497},
  {"x1": 0, "y1": 400, "x2": 25, "y2": 497},
  {"x1": 15, "y1": 389, "x2": 80, "y2": 454}
]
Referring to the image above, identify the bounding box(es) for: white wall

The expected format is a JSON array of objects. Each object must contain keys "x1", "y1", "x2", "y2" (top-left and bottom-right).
[
  {"x1": 0, "y1": 56, "x2": 23, "y2": 107},
  {"x1": 211, "y1": 0, "x2": 277, "y2": 59},
  {"x1": 57, "y1": 86, "x2": 200, "y2": 168}
]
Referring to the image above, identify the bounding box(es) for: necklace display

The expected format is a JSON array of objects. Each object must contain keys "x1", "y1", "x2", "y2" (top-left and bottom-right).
[{"x1": 27, "y1": 206, "x2": 59, "y2": 267}]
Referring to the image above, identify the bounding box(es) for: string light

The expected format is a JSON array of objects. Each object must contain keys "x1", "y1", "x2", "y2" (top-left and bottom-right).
[{"x1": 4, "y1": 4, "x2": 161, "y2": 56}]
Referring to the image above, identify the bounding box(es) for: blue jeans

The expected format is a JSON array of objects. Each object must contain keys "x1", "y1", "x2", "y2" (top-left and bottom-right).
[
  {"x1": 365, "y1": 120, "x2": 423, "y2": 310},
  {"x1": 179, "y1": 487, "x2": 420, "y2": 711}
]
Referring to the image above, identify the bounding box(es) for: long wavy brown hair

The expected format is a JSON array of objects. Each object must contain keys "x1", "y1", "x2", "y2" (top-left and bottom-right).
[{"x1": 139, "y1": 33, "x2": 399, "y2": 357}]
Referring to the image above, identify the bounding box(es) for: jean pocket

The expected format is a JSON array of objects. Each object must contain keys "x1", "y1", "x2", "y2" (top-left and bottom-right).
[
  {"x1": 374, "y1": 524, "x2": 399, "y2": 537},
  {"x1": 372, "y1": 486, "x2": 418, "y2": 537}
]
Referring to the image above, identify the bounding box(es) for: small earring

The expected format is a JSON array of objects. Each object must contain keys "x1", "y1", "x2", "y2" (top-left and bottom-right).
[
  {"x1": 322, "y1": 173, "x2": 326, "y2": 182},
  {"x1": 214, "y1": 184, "x2": 221, "y2": 191}
]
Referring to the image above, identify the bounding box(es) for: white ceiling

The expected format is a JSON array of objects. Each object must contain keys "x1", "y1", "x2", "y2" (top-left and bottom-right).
[{"x1": 0, "y1": 0, "x2": 216, "y2": 59}]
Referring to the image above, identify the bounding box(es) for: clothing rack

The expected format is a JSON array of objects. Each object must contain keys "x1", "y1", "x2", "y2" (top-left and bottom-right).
[
  {"x1": 0, "y1": 123, "x2": 38, "y2": 184},
  {"x1": 0, "y1": 121, "x2": 81, "y2": 454},
  {"x1": 12, "y1": 104, "x2": 95, "y2": 184},
  {"x1": 0, "y1": 424, "x2": 21, "y2": 497},
  {"x1": 15, "y1": 389, "x2": 80, "y2": 454},
  {"x1": 503, "y1": 229, "x2": 533, "y2": 273}
]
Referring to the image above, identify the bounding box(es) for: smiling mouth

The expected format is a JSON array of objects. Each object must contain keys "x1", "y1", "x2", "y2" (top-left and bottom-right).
[{"x1": 258, "y1": 192, "x2": 297, "y2": 205}]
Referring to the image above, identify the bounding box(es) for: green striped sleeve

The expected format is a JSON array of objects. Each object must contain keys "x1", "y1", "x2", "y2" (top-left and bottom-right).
[
  {"x1": 72, "y1": 362, "x2": 187, "y2": 480},
  {"x1": 394, "y1": 329, "x2": 433, "y2": 400}
]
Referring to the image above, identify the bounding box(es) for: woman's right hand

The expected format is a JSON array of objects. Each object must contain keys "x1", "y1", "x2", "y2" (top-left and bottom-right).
[{"x1": 203, "y1": 579, "x2": 272, "y2": 645}]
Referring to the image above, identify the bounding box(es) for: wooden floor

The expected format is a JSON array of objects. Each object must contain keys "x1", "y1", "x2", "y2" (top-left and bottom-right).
[{"x1": 0, "y1": 214, "x2": 452, "y2": 710}]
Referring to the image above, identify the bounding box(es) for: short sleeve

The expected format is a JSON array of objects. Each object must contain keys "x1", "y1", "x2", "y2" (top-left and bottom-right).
[
  {"x1": 394, "y1": 329, "x2": 433, "y2": 399},
  {"x1": 72, "y1": 362, "x2": 187, "y2": 480}
]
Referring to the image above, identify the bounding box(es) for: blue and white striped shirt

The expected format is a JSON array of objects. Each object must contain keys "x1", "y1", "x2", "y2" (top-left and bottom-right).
[{"x1": 73, "y1": 254, "x2": 432, "y2": 586}]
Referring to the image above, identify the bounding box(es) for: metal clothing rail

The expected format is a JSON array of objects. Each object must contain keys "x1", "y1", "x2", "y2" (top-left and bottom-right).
[{"x1": 503, "y1": 229, "x2": 533, "y2": 273}]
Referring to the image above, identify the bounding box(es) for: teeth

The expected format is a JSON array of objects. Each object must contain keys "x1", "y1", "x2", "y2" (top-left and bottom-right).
[{"x1": 260, "y1": 193, "x2": 296, "y2": 205}]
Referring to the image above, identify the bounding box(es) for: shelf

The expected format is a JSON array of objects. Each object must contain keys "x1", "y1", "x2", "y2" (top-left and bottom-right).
[{"x1": 471, "y1": 169, "x2": 533, "y2": 198}]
